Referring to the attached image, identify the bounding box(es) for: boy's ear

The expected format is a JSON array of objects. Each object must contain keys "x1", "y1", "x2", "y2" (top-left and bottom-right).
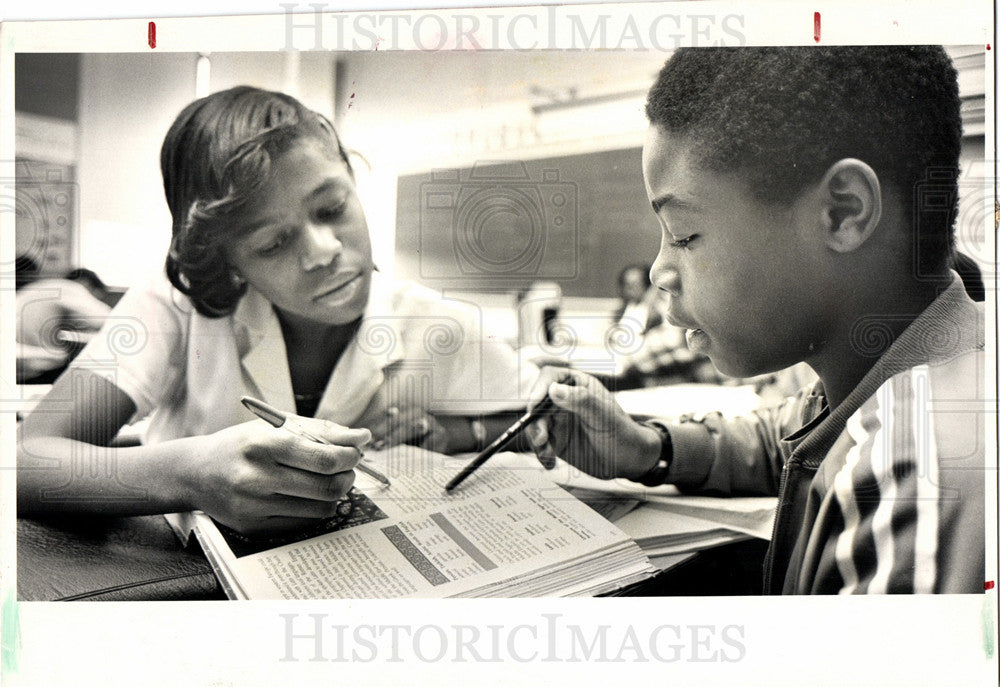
[{"x1": 818, "y1": 158, "x2": 883, "y2": 253}]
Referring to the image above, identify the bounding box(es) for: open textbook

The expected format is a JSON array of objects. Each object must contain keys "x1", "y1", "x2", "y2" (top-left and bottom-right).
[{"x1": 168, "y1": 448, "x2": 657, "y2": 599}]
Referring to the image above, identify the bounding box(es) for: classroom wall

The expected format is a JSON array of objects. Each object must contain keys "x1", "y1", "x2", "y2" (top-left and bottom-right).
[
  {"x1": 77, "y1": 53, "x2": 197, "y2": 287},
  {"x1": 16, "y1": 47, "x2": 990, "y2": 296},
  {"x1": 333, "y1": 49, "x2": 666, "y2": 287},
  {"x1": 74, "y1": 51, "x2": 337, "y2": 289}
]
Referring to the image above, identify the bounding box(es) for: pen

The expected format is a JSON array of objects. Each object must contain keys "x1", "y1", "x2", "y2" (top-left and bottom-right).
[
  {"x1": 444, "y1": 393, "x2": 559, "y2": 492},
  {"x1": 240, "y1": 395, "x2": 391, "y2": 487},
  {"x1": 55, "y1": 329, "x2": 96, "y2": 346}
]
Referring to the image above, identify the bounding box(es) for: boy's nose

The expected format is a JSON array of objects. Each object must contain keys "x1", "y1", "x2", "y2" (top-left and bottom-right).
[
  {"x1": 300, "y1": 223, "x2": 342, "y2": 271},
  {"x1": 651, "y1": 265, "x2": 681, "y2": 297}
]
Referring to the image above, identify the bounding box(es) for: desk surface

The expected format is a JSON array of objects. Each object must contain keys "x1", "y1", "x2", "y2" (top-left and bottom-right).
[
  {"x1": 15, "y1": 382, "x2": 769, "y2": 600},
  {"x1": 17, "y1": 514, "x2": 223, "y2": 601},
  {"x1": 18, "y1": 513, "x2": 763, "y2": 600}
]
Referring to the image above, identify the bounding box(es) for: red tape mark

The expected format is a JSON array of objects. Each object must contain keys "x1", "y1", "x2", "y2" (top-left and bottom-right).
[
  {"x1": 986, "y1": 581, "x2": 995, "y2": 591},
  {"x1": 813, "y1": 12, "x2": 821, "y2": 43},
  {"x1": 148, "y1": 22, "x2": 157, "y2": 49}
]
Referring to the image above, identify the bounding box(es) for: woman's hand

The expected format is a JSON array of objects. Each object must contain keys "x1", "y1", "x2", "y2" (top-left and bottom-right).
[
  {"x1": 367, "y1": 406, "x2": 449, "y2": 453},
  {"x1": 525, "y1": 366, "x2": 661, "y2": 481},
  {"x1": 181, "y1": 419, "x2": 371, "y2": 536}
]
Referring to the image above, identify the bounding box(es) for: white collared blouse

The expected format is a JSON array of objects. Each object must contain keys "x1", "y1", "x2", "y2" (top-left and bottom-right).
[{"x1": 73, "y1": 270, "x2": 537, "y2": 445}]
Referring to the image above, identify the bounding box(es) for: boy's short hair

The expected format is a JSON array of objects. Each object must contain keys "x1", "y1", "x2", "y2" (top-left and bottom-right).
[{"x1": 645, "y1": 46, "x2": 962, "y2": 276}]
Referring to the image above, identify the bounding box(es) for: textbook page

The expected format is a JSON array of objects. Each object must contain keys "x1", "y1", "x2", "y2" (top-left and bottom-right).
[{"x1": 193, "y1": 448, "x2": 654, "y2": 599}]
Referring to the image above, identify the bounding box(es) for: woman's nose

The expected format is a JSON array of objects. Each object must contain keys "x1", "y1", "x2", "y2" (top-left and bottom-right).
[{"x1": 300, "y1": 223, "x2": 342, "y2": 271}]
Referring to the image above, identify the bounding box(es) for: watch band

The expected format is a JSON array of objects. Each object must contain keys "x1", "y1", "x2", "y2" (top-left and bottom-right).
[{"x1": 636, "y1": 420, "x2": 672, "y2": 486}]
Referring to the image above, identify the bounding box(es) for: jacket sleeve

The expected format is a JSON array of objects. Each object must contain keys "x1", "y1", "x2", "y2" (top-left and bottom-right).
[
  {"x1": 812, "y1": 365, "x2": 985, "y2": 594},
  {"x1": 660, "y1": 391, "x2": 809, "y2": 496}
]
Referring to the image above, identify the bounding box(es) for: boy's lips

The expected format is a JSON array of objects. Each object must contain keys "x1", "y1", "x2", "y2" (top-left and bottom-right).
[
  {"x1": 685, "y1": 327, "x2": 710, "y2": 353},
  {"x1": 665, "y1": 311, "x2": 698, "y2": 331}
]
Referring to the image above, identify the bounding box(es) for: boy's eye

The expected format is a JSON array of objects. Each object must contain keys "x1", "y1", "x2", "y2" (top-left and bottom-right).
[{"x1": 668, "y1": 234, "x2": 698, "y2": 250}]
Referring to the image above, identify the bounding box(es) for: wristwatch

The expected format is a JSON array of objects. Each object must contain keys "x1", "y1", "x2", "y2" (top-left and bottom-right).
[{"x1": 636, "y1": 420, "x2": 672, "y2": 486}]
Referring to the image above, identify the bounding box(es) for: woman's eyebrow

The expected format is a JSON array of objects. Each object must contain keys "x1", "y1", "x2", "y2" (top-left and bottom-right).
[{"x1": 307, "y1": 178, "x2": 348, "y2": 201}]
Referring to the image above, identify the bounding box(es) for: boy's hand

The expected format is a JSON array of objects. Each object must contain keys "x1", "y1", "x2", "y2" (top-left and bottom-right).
[
  {"x1": 525, "y1": 366, "x2": 661, "y2": 481},
  {"x1": 186, "y1": 420, "x2": 370, "y2": 536}
]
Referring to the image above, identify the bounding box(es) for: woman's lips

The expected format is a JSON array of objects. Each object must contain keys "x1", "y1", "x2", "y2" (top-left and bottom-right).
[{"x1": 314, "y1": 274, "x2": 361, "y2": 303}]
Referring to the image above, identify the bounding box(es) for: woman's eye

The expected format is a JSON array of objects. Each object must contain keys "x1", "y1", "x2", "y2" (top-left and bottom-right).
[
  {"x1": 256, "y1": 234, "x2": 289, "y2": 256},
  {"x1": 316, "y1": 201, "x2": 347, "y2": 222},
  {"x1": 669, "y1": 234, "x2": 697, "y2": 250}
]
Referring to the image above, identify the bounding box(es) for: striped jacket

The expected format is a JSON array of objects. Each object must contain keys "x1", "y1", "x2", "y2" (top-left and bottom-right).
[{"x1": 663, "y1": 276, "x2": 987, "y2": 593}]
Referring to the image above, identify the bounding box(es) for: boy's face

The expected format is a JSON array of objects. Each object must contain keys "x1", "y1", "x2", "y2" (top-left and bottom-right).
[{"x1": 641, "y1": 126, "x2": 827, "y2": 378}]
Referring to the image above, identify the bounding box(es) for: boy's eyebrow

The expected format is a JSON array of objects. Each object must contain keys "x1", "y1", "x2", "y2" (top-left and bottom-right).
[{"x1": 650, "y1": 193, "x2": 696, "y2": 213}]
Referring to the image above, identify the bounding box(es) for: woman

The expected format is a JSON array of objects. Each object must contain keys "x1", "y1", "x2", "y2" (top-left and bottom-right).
[{"x1": 18, "y1": 86, "x2": 537, "y2": 535}]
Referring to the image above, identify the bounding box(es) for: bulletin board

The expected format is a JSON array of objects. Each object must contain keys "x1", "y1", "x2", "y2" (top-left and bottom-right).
[{"x1": 394, "y1": 146, "x2": 661, "y2": 298}]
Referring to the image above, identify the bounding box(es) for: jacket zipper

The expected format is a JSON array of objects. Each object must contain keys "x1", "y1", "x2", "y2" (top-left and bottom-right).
[{"x1": 762, "y1": 462, "x2": 790, "y2": 593}]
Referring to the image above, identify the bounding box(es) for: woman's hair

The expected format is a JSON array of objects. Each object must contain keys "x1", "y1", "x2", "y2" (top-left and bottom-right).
[{"x1": 162, "y1": 86, "x2": 352, "y2": 317}]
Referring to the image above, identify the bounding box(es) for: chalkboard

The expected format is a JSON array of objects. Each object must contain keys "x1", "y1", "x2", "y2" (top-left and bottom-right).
[{"x1": 394, "y1": 147, "x2": 661, "y2": 298}]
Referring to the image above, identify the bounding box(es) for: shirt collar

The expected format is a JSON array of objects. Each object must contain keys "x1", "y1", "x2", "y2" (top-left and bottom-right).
[
  {"x1": 783, "y1": 272, "x2": 983, "y2": 465},
  {"x1": 231, "y1": 270, "x2": 406, "y2": 420}
]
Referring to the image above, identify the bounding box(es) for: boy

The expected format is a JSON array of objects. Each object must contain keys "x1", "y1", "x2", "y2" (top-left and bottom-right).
[{"x1": 528, "y1": 46, "x2": 987, "y2": 594}]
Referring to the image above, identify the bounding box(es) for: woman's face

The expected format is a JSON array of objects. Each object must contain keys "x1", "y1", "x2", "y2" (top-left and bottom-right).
[{"x1": 227, "y1": 141, "x2": 374, "y2": 328}]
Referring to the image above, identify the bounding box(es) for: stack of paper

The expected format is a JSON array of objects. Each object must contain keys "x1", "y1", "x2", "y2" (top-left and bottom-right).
[
  {"x1": 172, "y1": 448, "x2": 656, "y2": 599},
  {"x1": 565, "y1": 486, "x2": 756, "y2": 557},
  {"x1": 549, "y1": 461, "x2": 777, "y2": 541},
  {"x1": 611, "y1": 503, "x2": 752, "y2": 556}
]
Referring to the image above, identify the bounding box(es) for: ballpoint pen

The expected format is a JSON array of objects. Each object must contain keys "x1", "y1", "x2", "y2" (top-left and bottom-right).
[
  {"x1": 444, "y1": 392, "x2": 559, "y2": 492},
  {"x1": 240, "y1": 395, "x2": 391, "y2": 487}
]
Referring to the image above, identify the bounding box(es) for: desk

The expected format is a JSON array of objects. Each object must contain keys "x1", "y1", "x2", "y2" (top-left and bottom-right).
[
  {"x1": 17, "y1": 514, "x2": 224, "y2": 601},
  {"x1": 17, "y1": 515, "x2": 766, "y2": 600},
  {"x1": 17, "y1": 514, "x2": 767, "y2": 601},
  {"x1": 15, "y1": 383, "x2": 771, "y2": 600},
  {"x1": 616, "y1": 539, "x2": 770, "y2": 596}
]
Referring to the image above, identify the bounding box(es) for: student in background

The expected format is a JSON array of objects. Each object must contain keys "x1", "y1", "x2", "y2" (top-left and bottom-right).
[
  {"x1": 612, "y1": 263, "x2": 666, "y2": 338},
  {"x1": 528, "y1": 46, "x2": 985, "y2": 594},
  {"x1": 610, "y1": 263, "x2": 706, "y2": 386},
  {"x1": 64, "y1": 267, "x2": 121, "y2": 307},
  {"x1": 14, "y1": 257, "x2": 113, "y2": 382},
  {"x1": 517, "y1": 280, "x2": 562, "y2": 348},
  {"x1": 18, "y1": 86, "x2": 536, "y2": 535}
]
